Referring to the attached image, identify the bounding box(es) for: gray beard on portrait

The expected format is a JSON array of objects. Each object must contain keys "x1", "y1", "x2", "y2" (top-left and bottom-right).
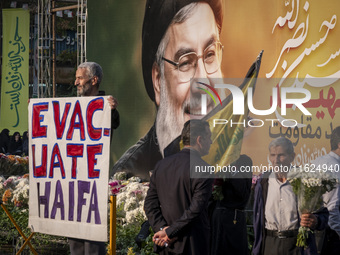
[
  {"x1": 155, "y1": 79, "x2": 215, "y2": 157},
  {"x1": 156, "y1": 79, "x2": 185, "y2": 157}
]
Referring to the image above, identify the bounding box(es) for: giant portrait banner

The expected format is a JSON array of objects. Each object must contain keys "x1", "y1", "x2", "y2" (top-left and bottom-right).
[
  {"x1": 87, "y1": 0, "x2": 340, "y2": 174},
  {"x1": 1, "y1": 9, "x2": 29, "y2": 134},
  {"x1": 28, "y1": 96, "x2": 112, "y2": 242}
]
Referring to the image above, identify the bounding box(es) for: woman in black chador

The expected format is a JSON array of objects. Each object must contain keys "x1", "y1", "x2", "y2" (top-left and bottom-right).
[
  {"x1": 8, "y1": 131, "x2": 22, "y2": 155},
  {"x1": 0, "y1": 128, "x2": 10, "y2": 153}
]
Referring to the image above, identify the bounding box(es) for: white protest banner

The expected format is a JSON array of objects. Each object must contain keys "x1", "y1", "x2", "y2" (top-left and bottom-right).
[{"x1": 28, "y1": 96, "x2": 111, "y2": 242}]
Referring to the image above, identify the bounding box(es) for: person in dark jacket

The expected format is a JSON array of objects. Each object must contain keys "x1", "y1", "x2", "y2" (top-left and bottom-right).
[
  {"x1": 210, "y1": 154, "x2": 253, "y2": 255},
  {"x1": 144, "y1": 119, "x2": 213, "y2": 255},
  {"x1": 22, "y1": 131, "x2": 29, "y2": 156}
]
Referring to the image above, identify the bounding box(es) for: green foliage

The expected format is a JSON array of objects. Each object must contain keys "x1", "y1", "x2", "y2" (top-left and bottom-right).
[
  {"x1": 115, "y1": 214, "x2": 156, "y2": 255},
  {"x1": 0, "y1": 204, "x2": 68, "y2": 253},
  {"x1": 116, "y1": 201, "x2": 125, "y2": 219},
  {"x1": 212, "y1": 185, "x2": 224, "y2": 201},
  {"x1": 116, "y1": 223, "x2": 140, "y2": 254},
  {"x1": 296, "y1": 226, "x2": 311, "y2": 249},
  {"x1": 139, "y1": 233, "x2": 157, "y2": 255},
  {"x1": 0, "y1": 154, "x2": 29, "y2": 176},
  {"x1": 57, "y1": 50, "x2": 77, "y2": 66},
  {"x1": 291, "y1": 177, "x2": 301, "y2": 195},
  {"x1": 247, "y1": 226, "x2": 254, "y2": 252},
  {"x1": 0, "y1": 204, "x2": 30, "y2": 245}
]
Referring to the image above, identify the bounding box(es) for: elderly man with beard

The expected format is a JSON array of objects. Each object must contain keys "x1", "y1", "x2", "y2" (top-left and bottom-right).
[
  {"x1": 69, "y1": 61, "x2": 119, "y2": 255},
  {"x1": 74, "y1": 61, "x2": 120, "y2": 137},
  {"x1": 112, "y1": 0, "x2": 225, "y2": 180},
  {"x1": 253, "y1": 137, "x2": 329, "y2": 255}
]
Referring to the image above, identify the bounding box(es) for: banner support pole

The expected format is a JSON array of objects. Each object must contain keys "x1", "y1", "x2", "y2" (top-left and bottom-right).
[
  {"x1": 16, "y1": 232, "x2": 35, "y2": 255},
  {"x1": 109, "y1": 195, "x2": 116, "y2": 255}
]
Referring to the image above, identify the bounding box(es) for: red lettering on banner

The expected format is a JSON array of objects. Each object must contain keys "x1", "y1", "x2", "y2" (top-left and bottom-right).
[
  {"x1": 32, "y1": 144, "x2": 48, "y2": 177},
  {"x1": 67, "y1": 144, "x2": 84, "y2": 178},
  {"x1": 87, "y1": 144, "x2": 103, "y2": 178},
  {"x1": 32, "y1": 103, "x2": 49, "y2": 138},
  {"x1": 53, "y1": 101, "x2": 71, "y2": 139},
  {"x1": 87, "y1": 98, "x2": 103, "y2": 140},
  {"x1": 67, "y1": 101, "x2": 85, "y2": 140},
  {"x1": 49, "y1": 144, "x2": 66, "y2": 178}
]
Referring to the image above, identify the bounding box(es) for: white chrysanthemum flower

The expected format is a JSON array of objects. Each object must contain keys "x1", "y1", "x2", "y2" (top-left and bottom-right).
[
  {"x1": 113, "y1": 179, "x2": 150, "y2": 225},
  {"x1": 16, "y1": 178, "x2": 29, "y2": 188},
  {"x1": 128, "y1": 176, "x2": 141, "y2": 183},
  {"x1": 116, "y1": 192, "x2": 127, "y2": 208},
  {"x1": 113, "y1": 172, "x2": 127, "y2": 181},
  {"x1": 125, "y1": 208, "x2": 147, "y2": 225},
  {"x1": 124, "y1": 196, "x2": 139, "y2": 211},
  {"x1": 302, "y1": 179, "x2": 308, "y2": 185}
]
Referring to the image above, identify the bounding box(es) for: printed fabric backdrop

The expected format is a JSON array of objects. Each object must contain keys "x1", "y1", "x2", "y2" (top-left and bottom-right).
[
  {"x1": 87, "y1": 0, "x2": 340, "y2": 171},
  {"x1": 1, "y1": 9, "x2": 29, "y2": 134}
]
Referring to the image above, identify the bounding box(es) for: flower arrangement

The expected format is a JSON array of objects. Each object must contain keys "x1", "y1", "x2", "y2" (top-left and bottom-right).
[
  {"x1": 0, "y1": 172, "x2": 153, "y2": 254},
  {"x1": 0, "y1": 153, "x2": 29, "y2": 176},
  {"x1": 2, "y1": 188, "x2": 13, "y2": 204},
  {"x1": 1, "y1": 174, "x2": 29, "y2": 208},
  {"x1": 0, "y1": 174, "x2": 69, "y2": 253},
  {"x1": 109, "y1": 172, "x2": 149, "y2": 225},
  {"x1": 287, "y1": 166, "x2": 339, "y2": 249}
]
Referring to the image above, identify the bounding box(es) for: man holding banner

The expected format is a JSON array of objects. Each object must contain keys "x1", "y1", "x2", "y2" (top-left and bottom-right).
[
  {"x1": 68, "y1": 61, "x2": 119, "y2": 255},
  {"x1": 28, "y1": 61, "x2": 118, "y2": 254}
]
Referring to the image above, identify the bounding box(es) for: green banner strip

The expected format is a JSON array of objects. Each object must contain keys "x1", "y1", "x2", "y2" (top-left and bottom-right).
[{"x1": 1, "y1": 9, "x2": 29, "y2": 134}]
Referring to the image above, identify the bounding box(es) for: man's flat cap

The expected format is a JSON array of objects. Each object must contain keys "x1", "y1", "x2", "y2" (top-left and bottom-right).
[{"x1": 142, "y1": 0, "x2": 223, "y2": 102}]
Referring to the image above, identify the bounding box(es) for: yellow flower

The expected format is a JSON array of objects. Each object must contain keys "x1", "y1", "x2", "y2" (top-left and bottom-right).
[{"x1": 2, "y1": 189, "x2": 12, "y2": 204}]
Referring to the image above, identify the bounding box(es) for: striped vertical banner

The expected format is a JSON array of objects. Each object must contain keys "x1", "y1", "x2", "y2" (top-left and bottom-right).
[{"x1": 1, "y1": 9, "x2": 29, "y2": 134}]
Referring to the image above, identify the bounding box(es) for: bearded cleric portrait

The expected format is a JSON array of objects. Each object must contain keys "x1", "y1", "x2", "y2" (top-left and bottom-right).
[{"x1": 112, "y1": 0, "x2": 225, "y2": 180}]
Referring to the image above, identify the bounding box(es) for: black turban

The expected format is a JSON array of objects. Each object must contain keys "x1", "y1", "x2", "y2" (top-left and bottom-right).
[{"x1": 142, "y1": 0, "x2": 223, "y2": 102}]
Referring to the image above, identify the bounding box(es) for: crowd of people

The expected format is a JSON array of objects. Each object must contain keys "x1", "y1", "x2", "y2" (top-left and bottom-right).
[
  {"x1": 144, "y1": 121, "x2": 340, "y2": 255},
  {"x1": 0, "y1": 129, "x2": 29, "y2": 156}
]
